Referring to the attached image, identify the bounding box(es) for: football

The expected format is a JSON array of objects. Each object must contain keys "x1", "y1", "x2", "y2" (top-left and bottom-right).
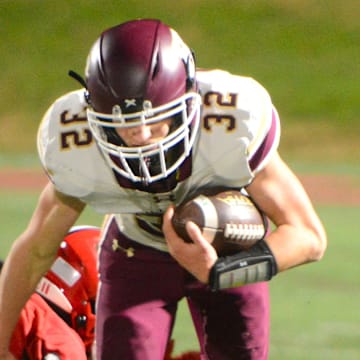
[{"x1": 172, "y1": 190, "x2": 267, "y2": 255}]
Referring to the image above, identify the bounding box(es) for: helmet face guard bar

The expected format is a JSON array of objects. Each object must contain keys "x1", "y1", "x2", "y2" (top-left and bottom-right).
[{"x1": 87, "y1": 92, "x2": 201, "y2": 184}]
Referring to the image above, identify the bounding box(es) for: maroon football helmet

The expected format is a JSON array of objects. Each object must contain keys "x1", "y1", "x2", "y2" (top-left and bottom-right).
[{"x1": 85, "y1": 19, "x2": 201, "y2": 184}]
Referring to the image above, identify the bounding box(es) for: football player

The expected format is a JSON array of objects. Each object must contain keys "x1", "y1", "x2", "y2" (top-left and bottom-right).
[
  {"x1": 2, "y1": 226, "x2": 100, "y2": 360},
  {"x1": 0, "y1": 19, "x2": 326, "y2": 360}
]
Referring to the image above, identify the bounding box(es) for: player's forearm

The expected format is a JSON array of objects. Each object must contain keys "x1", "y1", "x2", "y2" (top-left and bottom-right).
[
  {"x1": 246, "y1": 153, "x2": 327, "y2": 273},
  {"x1": 265, "y1": 220, "x2": 326, "y2": 272}
]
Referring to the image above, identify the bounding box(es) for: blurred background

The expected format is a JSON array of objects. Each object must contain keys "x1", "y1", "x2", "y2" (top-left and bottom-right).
[
  {"x1": 0, "y1": 1, "x2": 359, "y2": 358},
  {"x1": 0, "y1": 0, "x2": 359, "y2": 165}
]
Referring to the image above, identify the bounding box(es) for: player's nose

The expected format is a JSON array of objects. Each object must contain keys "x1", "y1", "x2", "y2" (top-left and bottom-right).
[{"x1": 129, "y1": 125, "x2": 152, "y2": 145}]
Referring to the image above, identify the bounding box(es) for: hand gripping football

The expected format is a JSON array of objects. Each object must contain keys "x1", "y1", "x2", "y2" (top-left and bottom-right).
[{"x1": 172, "y1": 190, "x2": 267, "y2": 255}]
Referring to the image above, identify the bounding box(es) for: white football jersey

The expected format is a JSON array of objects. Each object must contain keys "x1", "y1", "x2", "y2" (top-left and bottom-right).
[{"x1": 37, "y1": 69, "x2": 280, "y2": 251}]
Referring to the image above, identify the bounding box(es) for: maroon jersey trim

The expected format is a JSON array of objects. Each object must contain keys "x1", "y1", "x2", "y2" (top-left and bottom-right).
[{"x1": 249, "y1": 108, "x2": 279, "y2": 172}]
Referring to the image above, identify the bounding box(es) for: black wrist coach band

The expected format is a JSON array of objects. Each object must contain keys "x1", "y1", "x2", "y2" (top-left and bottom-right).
[{"x1": 209, "y1": 239, "x2": 278, "y2": 291}]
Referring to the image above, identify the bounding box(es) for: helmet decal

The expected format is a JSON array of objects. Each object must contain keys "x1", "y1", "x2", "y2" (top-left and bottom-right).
[
  {"x1": 37, "y1": 277, "x2": 73, "y2": 313},
  {"x1": 50, "y1": 255, "x2": 81, "y2": 287}
]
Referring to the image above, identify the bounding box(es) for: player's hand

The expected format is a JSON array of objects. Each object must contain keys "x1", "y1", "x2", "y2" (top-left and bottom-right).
[{"x1": 163, "y1": 206, "x2": 218, "y2": 283}]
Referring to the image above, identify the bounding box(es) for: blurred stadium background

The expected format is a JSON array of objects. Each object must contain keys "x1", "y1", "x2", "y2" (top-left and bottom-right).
[{"x1": 0, "y1": 1, "x2": 359, "y2": 358}]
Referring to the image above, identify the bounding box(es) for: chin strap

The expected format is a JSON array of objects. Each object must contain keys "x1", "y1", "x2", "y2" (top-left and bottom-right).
[
  {"x1": 209, "y1": 239, "x2": 278, "y2": 291},
  {"x1": 68, "y1": 70, "x2": 87, "y2": 88},
  {"x1": 68, "y1": 70, "x2": 91, "y2": 104}
]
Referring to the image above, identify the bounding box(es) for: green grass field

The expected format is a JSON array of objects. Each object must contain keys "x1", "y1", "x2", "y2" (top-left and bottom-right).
[
  {"x1": 0, "y1": 189, "x2": 359, "y2": 358},
  {"x1": 1, "y1": 1, "x2": 359, "y2": 162}
]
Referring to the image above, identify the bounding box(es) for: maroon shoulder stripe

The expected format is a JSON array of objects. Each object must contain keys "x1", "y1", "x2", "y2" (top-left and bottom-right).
[{"x1": 249, "y1": 108, "x2": 279, "y2": 172}]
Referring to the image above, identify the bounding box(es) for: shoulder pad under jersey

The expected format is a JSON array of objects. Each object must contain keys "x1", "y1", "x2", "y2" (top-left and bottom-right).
[
  {"x1": 195, "y1": 69, "x2": 280, "y2": 183},
  {"x1": 37, "y1": 89, "x2": 113, "y2": 198}
]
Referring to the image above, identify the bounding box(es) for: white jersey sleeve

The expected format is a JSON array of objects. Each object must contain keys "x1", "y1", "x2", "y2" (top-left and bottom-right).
[
  {"x1": 195, "y1": 69, "x2": 280, "y2": 186},
  {"x1": 37, "y1": 89, "x2": 115, "y2": 200}
]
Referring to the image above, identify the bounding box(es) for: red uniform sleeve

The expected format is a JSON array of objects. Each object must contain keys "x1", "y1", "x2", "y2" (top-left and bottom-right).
[{"x1": 9, "y1": 293, "x2": 87, "y2": 360}]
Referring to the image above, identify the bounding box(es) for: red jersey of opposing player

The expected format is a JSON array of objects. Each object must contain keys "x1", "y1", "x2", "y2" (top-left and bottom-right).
[{"x1": 9, "y1": 293, "x2": 87, "y2": 360}]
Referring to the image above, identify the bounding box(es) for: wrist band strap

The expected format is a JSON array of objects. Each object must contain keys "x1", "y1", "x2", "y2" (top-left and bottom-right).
[{"x1": 209, "y1": 240, "x2": 278, "y2": 291}]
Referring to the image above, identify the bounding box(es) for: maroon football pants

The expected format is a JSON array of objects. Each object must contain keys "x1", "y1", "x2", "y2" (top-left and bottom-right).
[{"x1": 96, "y1": 218, "x2": 269, "y2": 360}]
